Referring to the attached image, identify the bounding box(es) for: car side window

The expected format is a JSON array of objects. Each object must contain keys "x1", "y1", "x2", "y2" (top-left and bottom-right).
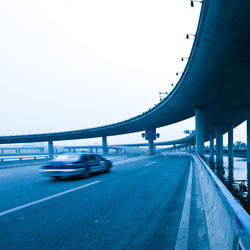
[
  {"x1": 80, "y1": 154, "x2": 89, "y2": 162},
  {"x1": 94, "y1": 155, "x2": 102, "y2": 161},
  {"x1": 89, "y1": 154, "x2": 97, "y2": 161}
]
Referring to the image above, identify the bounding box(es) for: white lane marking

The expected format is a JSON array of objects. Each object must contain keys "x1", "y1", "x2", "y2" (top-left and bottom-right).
[
  {"x1": 175, "y1": 161, "x2": 193, "y2": 250},
  {"x1": 113, "y1": 155, "x2": 148, "y2": 165},
  {"x1": 0, "y1": 181, "x2": 100, "y2": 217},
  {"x1": 145, "y1": 161, "x2": 157, "y2": 166}
]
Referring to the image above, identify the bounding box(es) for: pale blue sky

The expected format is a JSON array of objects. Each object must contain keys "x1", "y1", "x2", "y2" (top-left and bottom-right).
[{"x1": 0, "y1": 1, "x2": 246, "y2": 145}]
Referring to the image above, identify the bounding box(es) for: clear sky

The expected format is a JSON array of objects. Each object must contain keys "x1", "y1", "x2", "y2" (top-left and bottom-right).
[{"x1": 0, "y1": 1, "x2": 246, "y2": 146}]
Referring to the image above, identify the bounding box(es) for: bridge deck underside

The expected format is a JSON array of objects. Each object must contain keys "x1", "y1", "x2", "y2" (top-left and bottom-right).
[{"x1": 0, "y1": 0, "x2": 249, "y2": 143}]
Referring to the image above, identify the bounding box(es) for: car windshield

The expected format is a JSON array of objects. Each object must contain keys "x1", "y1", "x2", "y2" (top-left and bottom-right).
[{"x1": 53, "y1": 154, "x2": 81, "y2": 162}]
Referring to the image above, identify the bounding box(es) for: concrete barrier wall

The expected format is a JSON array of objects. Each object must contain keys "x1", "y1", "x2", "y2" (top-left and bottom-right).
[{"x1": 192, "y1": 154, "x2": 250, "y2": 250}]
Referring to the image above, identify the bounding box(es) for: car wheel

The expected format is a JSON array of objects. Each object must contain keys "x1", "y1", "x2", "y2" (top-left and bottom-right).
[
  {"x1": 53, "y1": 176, "x2": 61, "y2": 180},
  {"x1": 104, "y1": 163, "x2": 111, "y2": 173}
]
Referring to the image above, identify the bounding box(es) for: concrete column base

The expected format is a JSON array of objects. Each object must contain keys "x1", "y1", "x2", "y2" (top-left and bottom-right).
[
  {"x1": 48, "y1": 141, "x2": 54, "y2": 159},
  {"x1": 216, "y1": 125, "x2": 223, "y2": 167},
  {"x1": 102, "y1": 136, "x2": 108, "y2": 155},
  {"x1": 228, "y1": 124, "x2": 234, "y2": 162},
  {"x1": 209, "y1": 131, "x2": 215, "y2": 164},
  {"x1": 148, "y1": 140, "x2": 155, "y2": 155},
  {"x1": 247, "y1": 112, "x2": 250, "y2": 164},
  {"x1": 247, "y1": 109, "x2": 250, "y2": 205}
]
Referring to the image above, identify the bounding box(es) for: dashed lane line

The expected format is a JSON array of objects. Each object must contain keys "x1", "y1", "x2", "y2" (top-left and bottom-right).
[
  {"x1": 114, "y1": 155, "x2": 147, "y2": 165},
  {"x1": 145, "y1": 161, "x2": 158, "y2": 166},
  {"x1": 0, "y1": 181, "x2": 100, "y2": 217}
]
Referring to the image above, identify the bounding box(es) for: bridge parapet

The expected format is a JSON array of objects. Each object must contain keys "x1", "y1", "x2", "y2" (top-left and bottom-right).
[
  {"x1": 192, "y1": 153, "x2": 250, "y2": 249},
  {"x1": 0, "y1": 146, "x2": 123, "y2": 167},
  {"x1": 162, "y1": 152, "x2": 250, "y2": 248}
]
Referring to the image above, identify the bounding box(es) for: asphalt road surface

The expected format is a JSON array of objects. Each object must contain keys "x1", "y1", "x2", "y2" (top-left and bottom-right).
[{"x1": 0, "y1": 153, "x2": 209, "y2": 249}]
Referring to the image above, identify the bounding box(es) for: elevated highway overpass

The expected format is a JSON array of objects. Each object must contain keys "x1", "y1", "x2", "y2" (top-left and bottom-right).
[
  {"x1": 0, "y1": 0, "x2": 249, "y2": 165},
  {"x1": 1, "y1": 1, "x2": 250, "y2": 248}
]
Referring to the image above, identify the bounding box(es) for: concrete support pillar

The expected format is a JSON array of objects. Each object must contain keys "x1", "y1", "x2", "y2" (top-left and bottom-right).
[
  {"x1": 209, "y1": 131, "x2": 214, "y2": 164},
  {"x1": 247, "y1": 109, "x2": 250, "y2": 205},
  {"x1": 144, "y1": 128, "x2": 158, "y2": 155},
  {"x1": 216, "y1": 125, "x2": 223, "y2": 166},
  {"x1": 247, "y1": 114, "x2": 250, "y2": 164},
  {"x1": 195, "y1": 108, "x2": 205, "y2": 158},
  {"x1": 102, "y1": 136, "x2": 108, "y2": 155},
  {"x1": 96, "y1": 148, "x2": 98, "y2": 153},
  {"x1": 90, "y1": 148, "x2": 93, "y2": 153},
  {"x1": 228, "y1": 159, "x2": 234, "y2": 190},
  {"x1": 228, "y1": 124, "x2": 234, "y2": 162},
  {"x1": 48, "y1": 141, "x2": 54, "y2": 159},
  {"x1": 148, "y1": 140, "x2": 154, "y2": 155}
]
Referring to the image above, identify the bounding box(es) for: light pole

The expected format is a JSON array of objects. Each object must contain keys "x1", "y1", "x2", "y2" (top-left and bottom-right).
[
  {"x1": 159, "y1": 91, "x2": 168, "y2": 101},
  {"x1": 186, "y1": 34, "x2": 195, "y2": 39},
  {"x1": 191, "y1": 0, "x2": 202, "y2": 7},
  {"x1": 181, "y1": 57, "x2": 189, "y2": 61}
]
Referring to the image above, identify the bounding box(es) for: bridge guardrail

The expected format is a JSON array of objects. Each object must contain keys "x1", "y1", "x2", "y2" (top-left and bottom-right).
[
  {"x1": 0, "y1": 146, "x2": 124, "y2": 167},
  {"x1": 0, "y1": 156, "x2": 49, "y2": 167},
  {"x1": 193, "y1": 154, "x2": 250, "y2": 250}
]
